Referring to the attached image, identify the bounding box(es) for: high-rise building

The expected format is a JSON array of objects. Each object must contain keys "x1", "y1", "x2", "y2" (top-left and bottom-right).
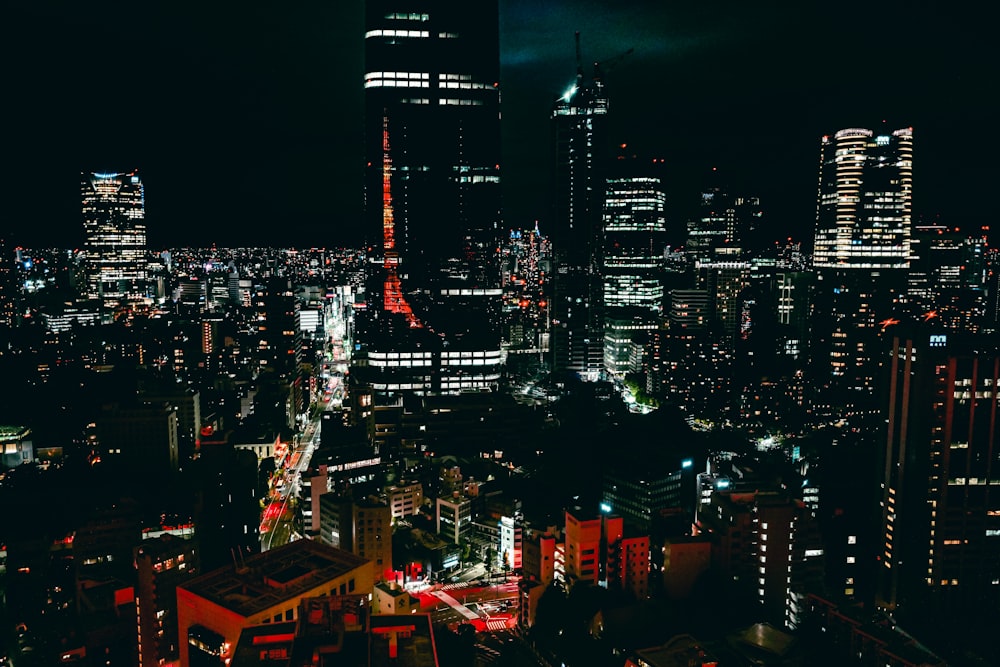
[
  {"x1": 601, "y1": 175, "x2": 667, "y2": 376},
  {"x1": 82, "y1": 171, "x2": 147, "y2": 320},
  {"x1": 813, "y1": 128, "x2": 913, "y2": 270},
  {"x1": 811, "y1": 128, "x2": 913, "y2": 409},
  {"x1": 318, "y1": 495, "x2": 393, "y2": 580},
  {"x1": 877, "y1": 331, "x2": 1000, "y2": 618},
  {"x1": 687, "y1": 180, "x2": 737, "y2": 261},
  {"x1": 907, "y1": 221, "x2": 988, "y2": 333},
  {"x1": 135, "y1": 534, "x2": 198, "y2": 667},
  {"x1": 0, "y1": 236, "x2": 17, "y2": 329},
  {"x1": 357, "y1": 1, "x2": 503, "y2": 395},
  {"x1": 551, "y1": 40, "x2": 610, "y2": 381}
]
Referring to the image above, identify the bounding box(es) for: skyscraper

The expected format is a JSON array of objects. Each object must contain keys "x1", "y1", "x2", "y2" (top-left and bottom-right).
[
  {"x1": 601, "y1": 174, "x2": 667, "y2": 376},
  {"x1": 811, "y1": 128, "x2": 913, "y2": 409},
  {"x1": 82, "y1": 170, "x2": 147, "y2": 321},
  {"x1": 551, "y1": 40, "x2": 610, "y2": 380},
  {"x1": 813, "y1": 128, "x2": 913, "y2": 270},
  {"x1": 356, "y1": 1, "x2": 503, "y2": 395},
  {"x1": 878, "y1": 331, "x2": 1000, "y2": 619}
]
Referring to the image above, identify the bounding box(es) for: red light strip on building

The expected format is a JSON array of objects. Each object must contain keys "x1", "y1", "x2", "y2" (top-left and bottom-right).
[{"x1": 382, "y1": 117, "x2": 421, "y2": 328}]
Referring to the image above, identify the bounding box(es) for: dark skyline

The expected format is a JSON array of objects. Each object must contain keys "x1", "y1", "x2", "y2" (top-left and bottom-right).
[{"x1": 2, "y1": 0, "x2": 996, "y2": 249}]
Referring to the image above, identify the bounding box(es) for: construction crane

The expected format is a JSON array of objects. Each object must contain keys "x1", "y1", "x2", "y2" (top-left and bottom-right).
[{"x1": 594, "y1": 45, "x2": 635, "y2": 79}]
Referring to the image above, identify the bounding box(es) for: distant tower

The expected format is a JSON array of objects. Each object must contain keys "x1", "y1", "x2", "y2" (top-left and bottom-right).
[
  {"x1": 601, "y1": 171, "x2": 667, "y2": 377},
  {"x1": 82, "y1": 171, "x2": 147, "y2": 321},
  {"x1": 0, "y1": 236, "x2": 16, "y2": 328},
  {"x1": 551, "y1": 33, "x2": 610, "y2": 381},
  {"x1": 813, "y1": 128, "x2": 913, "y2": 270},
  {"x1": 811, "y1": 128, "x2": 913, "y2": 410}
]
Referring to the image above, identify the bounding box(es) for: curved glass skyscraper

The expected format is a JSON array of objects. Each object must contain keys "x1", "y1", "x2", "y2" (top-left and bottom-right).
[
  {"x1": 813, "y1": 127, "x2": 913, "y2": 269},
  {"x1": 811, "y1": 128, "x2": 914, "y2": 409}
]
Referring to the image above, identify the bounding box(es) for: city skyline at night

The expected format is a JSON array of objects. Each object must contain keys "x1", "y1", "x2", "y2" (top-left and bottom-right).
[
  {"x1": 2, "y1": 2, "x2": 1000, "y2": 666},
  {"x1": 2, "y1": 1, "x2": 997, "y2": 248}
]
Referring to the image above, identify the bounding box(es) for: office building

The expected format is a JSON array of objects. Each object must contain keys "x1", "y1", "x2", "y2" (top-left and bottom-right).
[
  {"x1": 357, "y1": 0, "x2": 503, "y2": 395},
  {"x1": 551, "y1": 38, "x2": 610, "y2": 381},
  {"x1": 386, "y1": 481, "x2": 424, "y2": 519},
  {"x1": 97, "y1": 402, "x2": 179, "y2": 473},
  {"x1": 176, "y1": 540, "x2": 374, "y2": 666},
  {"x1": 602, "y1": 176, "x2": 668, "y2": 311},
  {"x1": 318, "y1": 495, "x2": 393, "y2": 580},
  {"x1": 907, "y1": 221, "x2": 988, "y2": 333},
  {"x1": 696, "y1": 260, "x2": 751, "y2": 340},
  {"x1": 82, "y1": 170, "x2": 147, "y2": 320},
  {"x1": 0, "y1": 237, "x2": 15, "y2": 328},
  {"x1": 877, "y1": 332, "x2": 1000, "y2": 618},
  {"x1": 811, "y1": 128, "x2": 913, "y2": 408},
  {"x1": 813, "y1": 128, "x2": 913, "y2": 270},
  {"x1": 602, "y1": 460, "x2": 695, "y2": 532},
  {"x1": 436, "y1": 493, "x2": 472, "y2": 545},
  {"x1": 696, "y1": 490, "x2": 823, "y2": 629},
  {"x1": 602, "y1": 175, "x2": 667, "y2": 376},
  {"x1": 687, "y1": 179, "x2": 738, "y2": 261},
  {"x1": 135, "y1": 534, "x2": 198, "y2": 667}
]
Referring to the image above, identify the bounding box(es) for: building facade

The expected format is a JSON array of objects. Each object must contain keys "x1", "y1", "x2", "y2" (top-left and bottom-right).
[
  {"x1": 811, "y1": 128, "x2": 914, "y2": 410},
  {"x1": 551, "y1": 54, "x2": 610, "y2": 381},
  {"x1": 601, "y1": 176, "x2": 667, "y2": 376},
  {"x1": 82, "y1": 171, "x2": 147, "y2": 320},
  {"x1": 357, "y1": 0, "x2": 503, "y2": 395},
  {"x1": 176, "y1": 541, "x2": 374, "y2": 666},
  {"x1": 877, "y1": 332, "x2": 1000, "y2": 618}
]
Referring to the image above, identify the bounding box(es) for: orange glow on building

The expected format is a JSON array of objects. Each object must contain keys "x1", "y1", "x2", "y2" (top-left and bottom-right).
[{"x1": 382, "y1": 118, "x2": 421, "y2": 328}]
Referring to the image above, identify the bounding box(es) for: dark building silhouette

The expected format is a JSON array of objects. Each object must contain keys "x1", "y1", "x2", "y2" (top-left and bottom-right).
[
  {"x1": 357, "y1": 0, "x2": 503, "y2": 395},
  {"x1": 877, "y1": 331, "x2": 1000, "y2": 620},
  {"x1": 551, "y1": 39, "x2": 610, "y2": 381}
]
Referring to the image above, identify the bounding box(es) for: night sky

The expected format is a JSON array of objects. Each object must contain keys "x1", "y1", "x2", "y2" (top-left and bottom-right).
[{"x1": 2, "y1": 0, "x2": 996, "y2": 250}]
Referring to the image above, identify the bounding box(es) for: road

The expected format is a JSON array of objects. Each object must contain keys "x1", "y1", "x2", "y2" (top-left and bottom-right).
[{"x1": 260, "y1": 416, "x2": 322, "y2": 551}]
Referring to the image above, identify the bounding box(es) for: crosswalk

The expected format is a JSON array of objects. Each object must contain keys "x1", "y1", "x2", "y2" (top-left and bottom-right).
[
  {"x1": 429, "y1": 590, "x2": 480, "y2": 620},
  {"x1": 441, "y1": 581, "x2": 473, "y2": 591},
  {"x1": 485, "y1": 619, "x2": 510, "y2": 631}
]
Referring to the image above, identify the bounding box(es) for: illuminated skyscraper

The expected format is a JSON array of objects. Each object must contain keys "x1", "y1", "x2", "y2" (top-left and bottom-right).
[
  {"x1": 0, "y1": 236, "x2": 15, "y2": 328},
  {"x1": 811, "y1": 128, "x2": 913, "y2": 408},
  {"x1": 551, "y1": 42, "x2": 610, "y2": 380},
  {"x1": 357, "y1": 1, "x2": 503, "y2": 394},
  {"x1": 82, "y1": 170, "x2": 147, "y2": 320},
  {"x1": 813, "y1": 128, "x2": 913, "y2": 269},
  {"x1": 602, "y1": 175, "x2": 667, "y2": 376}
]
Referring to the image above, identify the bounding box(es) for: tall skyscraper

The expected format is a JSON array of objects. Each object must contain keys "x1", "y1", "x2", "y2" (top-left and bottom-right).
[
  {"x1": 551, "y1": 39, "x2": 610, "y2": 381},
  {"x1": 356, "y1": 1, "x2": 503, "y2": 395},
  {"x1": 82, "y1": 170, "x2": 147, "y2": 321},
  {"x1": 811, "y1": 128, "x2": 913, "y2": 409},
  {"x1": 813, "y1": 128, "x2": 913, "y2": 270},
  {"x1": 0, "y1": 237, "x2": 16, "y2": 329},
  {"x1": 877, "y1": 331, "x2": 1000, "y2": 619},
  {"x1": 601, "y1": 174, "x2": 667, "y2": 376}
]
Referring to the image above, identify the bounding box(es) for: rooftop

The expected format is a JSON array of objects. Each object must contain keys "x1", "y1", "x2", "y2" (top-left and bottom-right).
[
  {"x1": 230, "y1": 597, "x2": 438, "y2": 667},
  {"x1": 179, "y1": 541, "x2": 369, "y2": 618}
]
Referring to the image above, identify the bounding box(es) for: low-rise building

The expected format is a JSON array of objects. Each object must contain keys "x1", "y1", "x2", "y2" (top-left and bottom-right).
[{"x1": 176, "y1": 540, "x2": 374, "y2": 666}]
